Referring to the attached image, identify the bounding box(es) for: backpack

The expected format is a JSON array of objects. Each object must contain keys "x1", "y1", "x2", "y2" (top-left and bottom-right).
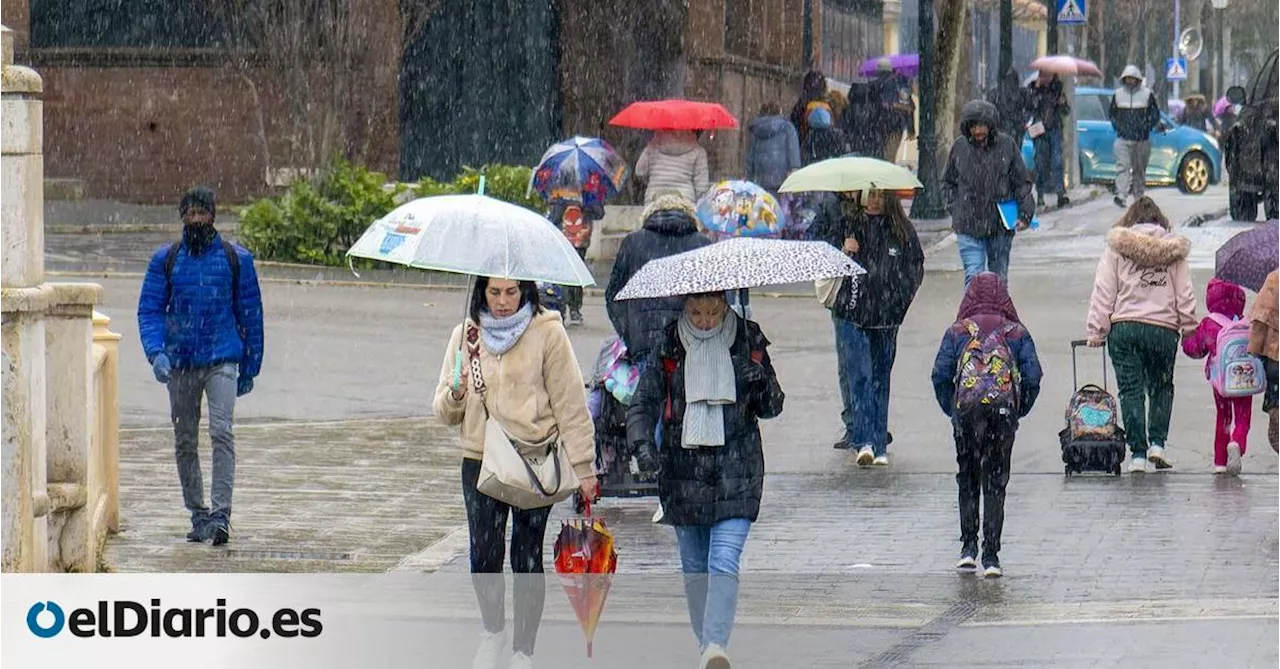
[
  {"x1": 953, "y1": 320, "x2": 1021, "y2": 416},
  {"x1": 164, "y1": 240, "x2": 241, "y2": 314},
  {"x1": 805, "y1": 101, "x2": 834, "y2": 130},
  {"x1": 1208, "y1": 313, "x2": 1266, "y2": 397},
  {"x1": 1064, "y1": 384, "x2": 1120, "y2": 441}
]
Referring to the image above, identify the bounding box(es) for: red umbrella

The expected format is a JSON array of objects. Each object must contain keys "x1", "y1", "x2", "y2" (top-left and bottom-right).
[
  {"x1": 1029, "y1": 55, "x2": 1103, "y2": 77},
  {"x1": 609, "y1": 100, "x2": 739, "y2": 131}
]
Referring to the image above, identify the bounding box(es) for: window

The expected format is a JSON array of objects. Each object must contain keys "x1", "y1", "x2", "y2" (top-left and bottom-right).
[
  {"x1": 820, "y1": 0, "x2": 882, "y2": 84},
  {"x1": 1076, "y1": 94, "x2": 1106, "y2": 122},
  {"x1": 725, "y1": 0, "x2": 753, "y2": 57},
  {"x1": 30, "y1": 0, "x2": 224, "y2": 49}
]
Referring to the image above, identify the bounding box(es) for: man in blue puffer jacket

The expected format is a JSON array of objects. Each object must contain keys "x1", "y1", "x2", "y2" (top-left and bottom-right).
[{"x1": 137, "y1": 186, "x2": 264, "y2": 546}]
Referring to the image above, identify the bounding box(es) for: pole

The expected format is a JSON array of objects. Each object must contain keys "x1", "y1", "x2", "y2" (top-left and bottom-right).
[
  {"x1": 1046, "y1": 0, "x2": 1059, "y2": 54},
  {"x1": 1216, "y1": 8, "x2": 1225, "y2": 100},
  {"x1": 1173, "y1": 0, "x2": 1181, "y2": 98},
  {"x1": 1104, "y1": 0, "x2": 1114, "y2": 83},
  {"x1": 911, "y1": 0, "x2": 945, "y2": 219},
  {"x1": 1000, "y1": 0, "x2": 1013, "y2": 77}
]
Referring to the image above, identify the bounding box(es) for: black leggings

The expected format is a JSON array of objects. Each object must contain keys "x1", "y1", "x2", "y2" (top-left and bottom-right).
[{"x1": 461, "y1": 458, "x2": 552, "y2": 655}]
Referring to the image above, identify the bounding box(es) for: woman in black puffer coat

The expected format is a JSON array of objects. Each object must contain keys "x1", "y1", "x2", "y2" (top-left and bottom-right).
[{"x1": 626, "y1": 292, "x2": 784, "y2": 669}]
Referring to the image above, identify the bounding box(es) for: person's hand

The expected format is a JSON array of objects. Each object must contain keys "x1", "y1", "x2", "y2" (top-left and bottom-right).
[
  {"x1": 1086, "y1": 337, "x2": 1105, "y2": 348},
  {"x1": 736, "y1": 356, "x2": 768, "y2": 386},
  {"x1": 237, "y1": 375, "x2": 254, "y2": 397},
  {"x1": 1016, "y1": 218, "x2": 1031, "y2": 232},
  {"x1": 841, "y1": 237, "x2": 859, "y2": 255},
  {"x1": 635, "y1": 442, "x2": 660, "y2": 480},
  {"x1": 152, "y1": 353, "x2": 172, "y2": 384},
  {"x1": 578, "y1": 475, "x2": 599, "y2": 504}
]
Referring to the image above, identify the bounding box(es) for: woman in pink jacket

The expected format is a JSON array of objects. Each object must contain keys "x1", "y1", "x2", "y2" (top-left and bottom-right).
[{"x1": 1086, "y1": 197, "x2": 1198, "y2": 474}]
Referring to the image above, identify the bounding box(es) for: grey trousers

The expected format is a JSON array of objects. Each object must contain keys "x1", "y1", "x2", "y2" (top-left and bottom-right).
[
  {"x1": 1114, "y1": 138, "x2": 1151, "y2": 200},
  {"x1": 169, "y1": 362, "x2": 238, "y2": 523}
]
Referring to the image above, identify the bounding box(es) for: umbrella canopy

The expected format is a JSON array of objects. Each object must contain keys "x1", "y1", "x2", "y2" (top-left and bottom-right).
[
  {"x1": 609, "y1": 100, "x2": 739, "y2": 131},
  {"x1": 778, "y1": 156, "x2": 923, "y2": 194},
  {"x1": 346, "y1": 194, "x2": 595, "y2": 286},
  {"x1": 859, "y1": 53, "x2": 919, "y2": 78},
  {"x1": 530, "y1": 136, "x2": 628, "y2": 209},
  {"x1": 614, "y1": 237, "x2": 865, "y2": 300},
  {"x1": 554, "y1": 504, "x2": 617, "y2": 659},
  {"x1": 1215, "y1": 219, "x2": 1279, "y2": 292},
  {"x1": 1029, "y1": 55, "x2": 1103, "y2": 77},
  {"x1": 696, "y1": 180, "x2": 786, "y2": 241}
]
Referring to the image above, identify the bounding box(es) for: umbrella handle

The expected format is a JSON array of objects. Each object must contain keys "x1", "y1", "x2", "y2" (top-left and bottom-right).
[
  {"x1": 452, "y1": 347, "x2": 464, "y2": 391},
  {"x1": 478, "y1": 174, "x2": 486, "y2": 196},
  {"x1": 347, "y1": 254, "x2": 360, "y2": 279}
]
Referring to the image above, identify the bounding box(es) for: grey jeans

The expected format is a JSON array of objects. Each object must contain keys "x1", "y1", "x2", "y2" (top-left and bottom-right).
[
  {"x1": 1114, "y1": 138, "x2": 1151, "y2": 200},
  {"x1": 169, "y1": 362, "x2": 237, "y2": 523}
]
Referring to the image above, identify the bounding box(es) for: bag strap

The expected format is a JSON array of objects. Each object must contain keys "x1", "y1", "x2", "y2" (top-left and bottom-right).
[
  {"x1": 464, "y1": 323, "x2": 488, "y2": 400},
  {"x1": 1208, "y1": 312, "x2": 1235, "y2": 330}
]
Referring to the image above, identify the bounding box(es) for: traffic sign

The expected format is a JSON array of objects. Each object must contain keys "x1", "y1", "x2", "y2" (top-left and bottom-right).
[
  {"x1": 1056, "y1": 0, "x2": 1087, "y2": 24},
  {"x1": 1166, "y1": 58, "x2": 1188, "y2": 81}
]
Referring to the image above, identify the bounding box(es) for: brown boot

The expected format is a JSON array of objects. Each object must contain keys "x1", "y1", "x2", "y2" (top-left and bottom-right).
[{"x1": 1269, "y1": 408, "x2": 1278, "y2": 453}]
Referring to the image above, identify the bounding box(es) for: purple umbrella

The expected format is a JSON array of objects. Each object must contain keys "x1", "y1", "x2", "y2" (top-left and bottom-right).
[
  {"x1": 1216, "y1": 219, "x2": 1279, "y2": 292},
  {"x1": 859, "y1": 53, "x2": 919, "y2": 78}
]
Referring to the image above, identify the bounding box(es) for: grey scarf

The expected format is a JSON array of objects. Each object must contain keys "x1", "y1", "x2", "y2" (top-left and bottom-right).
[
  {"x1": 478, "y1": 303, "x2": 534, "y2": 355},
  {"x1": 677, "y1": 309, "x2": 738, "y2": 448}
]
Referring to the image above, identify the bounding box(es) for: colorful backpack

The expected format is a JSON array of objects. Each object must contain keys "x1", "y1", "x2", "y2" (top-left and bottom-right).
[
  {"x1": 805, "y1": 101, "x2": 834, "y2": 130},
  {"x1": 954, "y1": 320, "x2": 1021, "y2": 416},
  {"x1": 1208, "y1": 313, "x2": 1266, "y2": 397},
  {"x1": 1064, "y1": 384, "x2": 1120, "y2": 441},
  {"x1": 592, "y1": 337, "x2": 639, "y2": 405}
]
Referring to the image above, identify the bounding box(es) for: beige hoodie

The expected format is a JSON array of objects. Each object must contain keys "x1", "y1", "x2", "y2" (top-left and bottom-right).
[
  {"x1": 432, "y1": 310, "x2": 596, "y2": 480},
  {"x1": 1087, "y1": 223, "x2": 1198, "y2": 340}
]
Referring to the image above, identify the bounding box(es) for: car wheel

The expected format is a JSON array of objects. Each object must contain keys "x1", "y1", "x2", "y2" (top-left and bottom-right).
[
  {"x1": 1230, "y1": 185, "x2": 1259, "y2": 221},
  {"x1": 1177, "y1": 152, "x2": 1212, "y2": 194}
]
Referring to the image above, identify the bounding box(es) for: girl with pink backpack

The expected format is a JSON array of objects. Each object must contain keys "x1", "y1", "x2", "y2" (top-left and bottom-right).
[{"x1": 1182, "y1": 278, "x2": 1267, "y2": 475}]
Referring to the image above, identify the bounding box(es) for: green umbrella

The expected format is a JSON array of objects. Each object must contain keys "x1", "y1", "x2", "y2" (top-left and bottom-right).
[{"x1": 778, "y1": 156, "x2": 923, "y2": 194}]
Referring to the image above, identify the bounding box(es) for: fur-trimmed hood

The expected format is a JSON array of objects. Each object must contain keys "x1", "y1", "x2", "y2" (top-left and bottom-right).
[
  {"x1": 1106, "y1": 223, "x2": 1191, "y2": 268},
  {"x1": 640, "y1": 194, "x2": 699, "y2": 235}
]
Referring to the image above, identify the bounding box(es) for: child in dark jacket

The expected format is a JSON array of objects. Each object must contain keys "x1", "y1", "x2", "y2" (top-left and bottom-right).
[
  {"x1": 931, "y1": 272, "x2": 1043, "y2": 578},
  {"x1": 1182, "y1": 277, "x2": 1252, "y2": 475}
]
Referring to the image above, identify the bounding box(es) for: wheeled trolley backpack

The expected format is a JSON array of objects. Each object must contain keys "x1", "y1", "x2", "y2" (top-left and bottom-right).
[{"x1": 1060, "y1": 341, "x2": 1127, "y2": 476}]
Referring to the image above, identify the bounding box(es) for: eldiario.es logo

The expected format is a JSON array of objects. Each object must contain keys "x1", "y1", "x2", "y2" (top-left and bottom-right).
[{"x1": 27, "y1": 599, "x2": 322, "y2": 639}]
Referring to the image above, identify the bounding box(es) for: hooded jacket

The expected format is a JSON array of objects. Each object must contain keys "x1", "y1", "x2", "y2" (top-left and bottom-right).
[
  {"x1": 605, "y1": 196, "x2": 712, "y2": 360},
  {"x1": 1182, "y1": 278, "x2": 1249, "y2": 378},
  {"x1": 931, "y1": 272, "x2": 1043, "y2": 420},
  {"x1": 746, "y1": 115, "x2": 802, "y2": 191},
  {"x1": 1086, "y1": 223, "x2": 1198, "y2": 340},
  {"x1": 1110, "y1": 67, "x2": 1163, "y2": 142},
  {"x1": 942, "y1": 100, "x2": 1036, "y2": 238},
  {"x1": 1249, "y1": 270, "x2": 1279, "y2": 362},
  {"x1": 635, "y1": 131, "x2": 710, "y2": 205}
]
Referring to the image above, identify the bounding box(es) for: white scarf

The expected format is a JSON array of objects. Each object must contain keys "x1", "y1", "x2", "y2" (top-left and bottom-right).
[{"x1": 677, "y1": 309, "x2": 738, "y2": 447}]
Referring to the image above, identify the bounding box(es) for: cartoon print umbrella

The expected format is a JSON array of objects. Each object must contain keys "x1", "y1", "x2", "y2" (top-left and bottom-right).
[
  {"x1": 695, "y1": 180, "x2": 787, "y2": 241},
  {"x1": 1215, "y1": 219, "x2": 1279, "y2": 292},
  {"x1": 530, "y1": 136, "x2": 629, "y2": 209},
  {"x1": 554, "y1": 499, "x2": 617, "y2": 658}
]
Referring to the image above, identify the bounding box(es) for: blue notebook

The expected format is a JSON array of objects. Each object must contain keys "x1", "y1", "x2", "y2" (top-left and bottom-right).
[{"x1": 998, "y1": 200, "x2": 1040, "y2": 231}]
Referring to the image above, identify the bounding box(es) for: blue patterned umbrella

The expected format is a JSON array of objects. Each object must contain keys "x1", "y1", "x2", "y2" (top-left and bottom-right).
[
  {"x1": 695, "y1": 180, "x2": 787, "y2": 241},
  {"x1": 530, "y1": 136, "x2": 628, "y2": 209},
  {"x1": 1216, "y1": 219, "x2": 1279, "y2": 292}
]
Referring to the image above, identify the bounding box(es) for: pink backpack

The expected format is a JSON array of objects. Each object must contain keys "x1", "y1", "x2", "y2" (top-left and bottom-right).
[{"x1": 1208, "y1": 313, "x2": 1266, "y2": 398}]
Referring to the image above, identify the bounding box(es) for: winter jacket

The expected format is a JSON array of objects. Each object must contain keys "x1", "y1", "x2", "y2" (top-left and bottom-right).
[
  {"x1": 814, "y1": 205, "x2": 925, "y2": 327},
  {"x1": 626, "y1": 319, "x2": 785, "y2": 526},
  {"x1": 802, "y1": 126, "x2": 847, "y2": 165},
  {"x1": 432, "y1": 310, "x2": 596, "y2": 481},
  {"x1": 635, "y1": 131, "x2": 710, "y2": 205},
  {"x1": 1028, "y1": 76, "x2": 1070, "y2": 131},
  {"x1": 137, "y1": 232, "x2": 265, "y2": 378},
  {"x1": 746, "y1": 115, "x2": 801, "y2": 191},
  {"x1": 931, "y1": 273, "x2": 1043, "y2": 421},
  {"x1": 1086, "y1": 223, "x2": 1199, "y2": 341},
  {"x1": 1110, "y1": 81, "x2": 1162, "y2": 142},
  {"x1": 1183, "y1": 277, "x2": 1248, "y2": 378},
  {"x1": 1249, "y1": 270, "x2": 1280, "y2": 361},
  {"x1": 605, "y1": 196, "x2": 712, "y2": 361},
  {"x1": 942, "y1": 100, "x2": 1036, "y2": 238}
]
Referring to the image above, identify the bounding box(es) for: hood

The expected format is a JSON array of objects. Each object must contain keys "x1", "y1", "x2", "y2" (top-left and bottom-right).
[
  {"x1": 957, "y1": 272, "x2": 1020, "y2": 322},
  {"x1": 749, "y1": 115, "x2": 791, "y2": 139},
  {"x1": 1120, "y1": 65, "x2": 1144, "y2": 85},
  {"x1": 650, "y1": 130, "x2": 700, "y2": 156},
  {"x1": 1206, "y1": 277, "x2": 1246, "y2": 318},
  {"x1": 960, "y1": 100, "x2": 1000, "y2": 141},
  {"x1": 1106, "y1": 224, "x2": 1191, "y2": 268},
  {"x1": 641, "y1": 194, "x2": 699, "y2": 235}
]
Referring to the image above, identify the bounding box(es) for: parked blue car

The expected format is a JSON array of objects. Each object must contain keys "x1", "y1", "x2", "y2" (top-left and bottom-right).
[{"x1": 1021, "y1": 86, "x2": 1222, "y2": 194}]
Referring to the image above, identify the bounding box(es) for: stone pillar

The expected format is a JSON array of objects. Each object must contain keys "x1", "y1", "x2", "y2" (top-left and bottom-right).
[
  {"x1": 93, "y1": 312, "x2": 122, "y2": 534},
  {"x1": 882, "y1": 0, "x2": 902, "y2": 55},
  {"x1": 1, "y1": 23, "x2": 50, "y2": 572}
]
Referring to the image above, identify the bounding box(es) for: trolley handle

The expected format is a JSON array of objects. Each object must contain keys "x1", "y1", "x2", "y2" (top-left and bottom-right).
[{"x1": 1069, "y1": 340, "x2": 1108, "y2": 392}]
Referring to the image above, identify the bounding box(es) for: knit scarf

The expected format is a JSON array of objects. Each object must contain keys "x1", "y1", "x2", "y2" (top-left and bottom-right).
[
  {"x1": 677, "y1": 309, "x2": 738, "y2": 448},
  {"x1": 478, "y1": 303, "x2": 534, "y2": 356}
]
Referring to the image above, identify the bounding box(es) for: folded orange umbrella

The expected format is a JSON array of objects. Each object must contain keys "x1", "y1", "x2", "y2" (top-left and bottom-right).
[{"x1": 553, "y1": 499, "x2": 617, "y2": 658}]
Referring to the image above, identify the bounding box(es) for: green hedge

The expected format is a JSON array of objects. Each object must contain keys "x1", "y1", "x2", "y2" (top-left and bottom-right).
[{"x1": 238, "y1": 159, "x2": 543, "y2": 267}]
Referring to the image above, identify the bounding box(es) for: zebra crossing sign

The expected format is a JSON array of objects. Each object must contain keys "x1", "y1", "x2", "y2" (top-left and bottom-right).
[
  {"x1": 1056, "y1": 0, "x2": 1087, "y2": 24},
  {"x1": 1166, "y1": 58, "x2": 1188, "y2": 81}
]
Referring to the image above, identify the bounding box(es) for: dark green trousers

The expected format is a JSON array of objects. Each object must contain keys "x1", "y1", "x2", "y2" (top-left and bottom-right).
[{"x1": 1108, "y1": 321, "x2": 1180, "y2": 455}]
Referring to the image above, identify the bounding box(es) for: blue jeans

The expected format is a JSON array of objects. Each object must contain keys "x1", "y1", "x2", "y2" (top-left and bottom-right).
[
  {"x1": 674, "y1": 518, "x2": 751, "y2": 651},
  {"x1": 832, "y1": 316, "x2": 898, "y2": 455},
  {"x1": 956, "y1": 233, "x2": 1013, "y2": 287},
  {"x1": 1033, "y1": 126, "x2": 1065, "y2": 195}
]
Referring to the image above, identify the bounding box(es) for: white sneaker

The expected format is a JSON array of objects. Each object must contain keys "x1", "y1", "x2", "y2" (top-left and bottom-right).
[
  {"x1": 652, "y1": 502, "x2": 665, "y2": 524},
  {"x1": 509, "y1": 652, "x2": 533, "y2": 669},
  {"x1": 1147, "y1": 445, "x2": 1172, "y2": 470},
  {"x1": 1226, "y1": 442, "x2": 1243, "y2": 476},
  {"x1": 856, "y1": 446, "x2": 874, "y2": 467},
  {"x1": 472, "y1": 630, "x2": 505, "y2": 669},
  {"x1": 1214, "y1": 465, "x2": 1228, "y2": 474},
  {"x1": 872, "y1": 454, "x2": 890, "y2": 466},
  {"x1": 1129, "y1": 457, "x2": 1150, "y2": 474},
  {"x1": 700, "y1": 644, "x2": 731, "y2": 669}
]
